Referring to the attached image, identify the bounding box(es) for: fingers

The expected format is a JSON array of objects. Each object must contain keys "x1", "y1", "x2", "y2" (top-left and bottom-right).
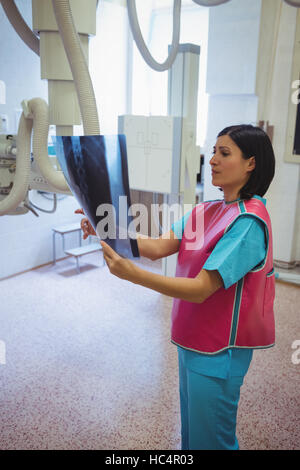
[
  {"x1": 80, "y1": 218, "x2": 87, "y2": 231},
  {"x1": 100, "y1": 241, "x2": 116, "y2": 259},
  {"x1": 101, "y1": 243, "x2": 111, "y2": 268},
  {"x1": 100, "y1": 242, "x2": 120, "y2": 268},
  {"x1": 80, "y1": 218, "x2": 90, "y2": 239},
  {"x1": 100, "y1": 242, "x2": 133, "y2": 281},
  {"x1": 75, "y1": 208, "x2": 84, "y2": 215},
  {"x1": 100, "y1": 241, "x2": 111, "y2": 260},
  {"x1": 75, "y1": 208, "x2": 96, "y2": 239},
  {"x1": 102, "y1": 253, "x2": 110, "y2": 267}
]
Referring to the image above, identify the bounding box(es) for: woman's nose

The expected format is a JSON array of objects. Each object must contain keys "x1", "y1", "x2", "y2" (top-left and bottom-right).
[{"x1": 210, "y1": 155, "x2": 216, "y2": 166}]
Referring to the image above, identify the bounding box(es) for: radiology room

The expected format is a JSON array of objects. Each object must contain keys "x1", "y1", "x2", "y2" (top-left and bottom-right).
[{"x1": 0, "y1": 0, "x2": 299, "y2": 452}]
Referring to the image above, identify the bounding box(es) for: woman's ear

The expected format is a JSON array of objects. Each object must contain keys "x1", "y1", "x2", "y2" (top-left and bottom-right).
[{"x1": 247, "y1": 156, "x2": 256, "y2": 173}]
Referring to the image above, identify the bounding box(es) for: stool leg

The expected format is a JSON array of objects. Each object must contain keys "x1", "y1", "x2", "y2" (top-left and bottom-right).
[
  {"x1": 76, "y1": 257, "x2": 80, "y2": 274},
  {"x1": 52, "y1": 232, "x2": 56, "y2": 265}
]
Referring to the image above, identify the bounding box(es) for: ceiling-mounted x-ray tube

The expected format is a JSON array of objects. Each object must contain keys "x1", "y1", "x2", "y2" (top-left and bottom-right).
[
  {"x1": 0, "y1": 0, "x2": 40, "y2": 56},
  {"x1": 127, "y1": 0, "x2": 181, "y2": 72},
  {"x1": 51, "y1": 0, "x2": 100, "y2": 136}
]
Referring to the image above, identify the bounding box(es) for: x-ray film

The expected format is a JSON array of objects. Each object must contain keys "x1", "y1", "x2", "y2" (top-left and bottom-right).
[{"x1": 55, "y1": 134, "x2": 139, "y2": 259}]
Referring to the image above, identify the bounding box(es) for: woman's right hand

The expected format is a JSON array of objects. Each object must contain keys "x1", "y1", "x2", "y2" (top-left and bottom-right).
[{"x1": 75, "y1": 208, "x2": 96, "y2": 240}]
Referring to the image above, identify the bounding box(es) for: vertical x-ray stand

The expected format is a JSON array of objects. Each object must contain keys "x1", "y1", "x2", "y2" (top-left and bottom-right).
[{"x1": 162, "y1": 44, "x2": 201, "y2": 277}]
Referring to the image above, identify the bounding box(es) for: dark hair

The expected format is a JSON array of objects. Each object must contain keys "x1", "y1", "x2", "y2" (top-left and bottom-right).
[{"x1": 217, "y1": 124, "x2": 275, "y2": 200}]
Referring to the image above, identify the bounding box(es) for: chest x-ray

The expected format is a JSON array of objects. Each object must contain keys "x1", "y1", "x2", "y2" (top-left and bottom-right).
[{"x1": 55, "y1": 134, "x2": 139, "y2": 259}]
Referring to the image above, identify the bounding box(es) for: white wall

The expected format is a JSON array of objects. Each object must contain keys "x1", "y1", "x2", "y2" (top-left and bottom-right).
[
  {"x1": 257, "y1": 1, "x2": 300, "y2": 265},
  {"x1": 203, "y1": 0, "x2": 262, "y2": 202},
  {"x1": 202, "y1": 0, "x2": 300, "y2": 265},
  {"x1": 131, "y1": 3, "x2": 209, "y2": 147},
  {"x1": 0, "y1": 0, "x2": 77, "y2": 281},
  {"x1": 1, "y1": 0, "x2": 299, "y2": 279},
  {"x1": 0, "y1": 0, "x2": 128, "y2": 279},
  {"x1": 89, "y1": 1, "x2": 128, "y2": 134}
]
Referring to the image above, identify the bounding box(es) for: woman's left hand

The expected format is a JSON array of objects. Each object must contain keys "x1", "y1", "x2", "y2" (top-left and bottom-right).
[{"x1": 100, "y1": 241, "x2": 139, "y2": 282}]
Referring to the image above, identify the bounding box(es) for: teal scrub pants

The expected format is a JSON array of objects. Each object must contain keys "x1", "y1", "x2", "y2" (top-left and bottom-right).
[{"x1": 178, "y1": 348, "x2": 247, "y2": 450}]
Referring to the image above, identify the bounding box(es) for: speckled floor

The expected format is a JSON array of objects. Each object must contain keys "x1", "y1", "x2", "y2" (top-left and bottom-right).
[{"x1": 0, "y1": 253, "x2": 299, "y2": 450}]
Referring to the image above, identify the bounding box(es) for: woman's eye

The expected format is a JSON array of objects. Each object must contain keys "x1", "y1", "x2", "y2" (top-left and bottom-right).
[
  {"x1": 211, "y1": 149, "x2": 230, "y2": 157},
  {"x1": 211, "y1": 149, "x2": 230, "y2": 156}
]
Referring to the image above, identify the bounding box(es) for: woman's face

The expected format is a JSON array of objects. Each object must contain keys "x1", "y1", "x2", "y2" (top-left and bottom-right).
[{"x1": 209, "y1": 134, "x2": 255, "y2": 197}]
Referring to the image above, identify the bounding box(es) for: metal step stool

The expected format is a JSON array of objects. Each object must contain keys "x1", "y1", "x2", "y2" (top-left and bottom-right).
[
  {"x1": 52, "y1": 223, "x2": 104, "y2": 273},
  {"x1": 64, "y1": 242, "x2": 104, "y2": 274}
]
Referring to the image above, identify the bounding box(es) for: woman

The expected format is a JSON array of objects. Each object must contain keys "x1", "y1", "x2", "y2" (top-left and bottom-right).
[{"x1": 77, "y1": 124, "x2": 276, "y2": 450}]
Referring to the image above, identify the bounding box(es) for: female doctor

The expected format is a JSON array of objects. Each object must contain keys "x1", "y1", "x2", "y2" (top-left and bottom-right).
[{"x1": 77, "y1": 124, "x2": 276, "y2": 450}]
